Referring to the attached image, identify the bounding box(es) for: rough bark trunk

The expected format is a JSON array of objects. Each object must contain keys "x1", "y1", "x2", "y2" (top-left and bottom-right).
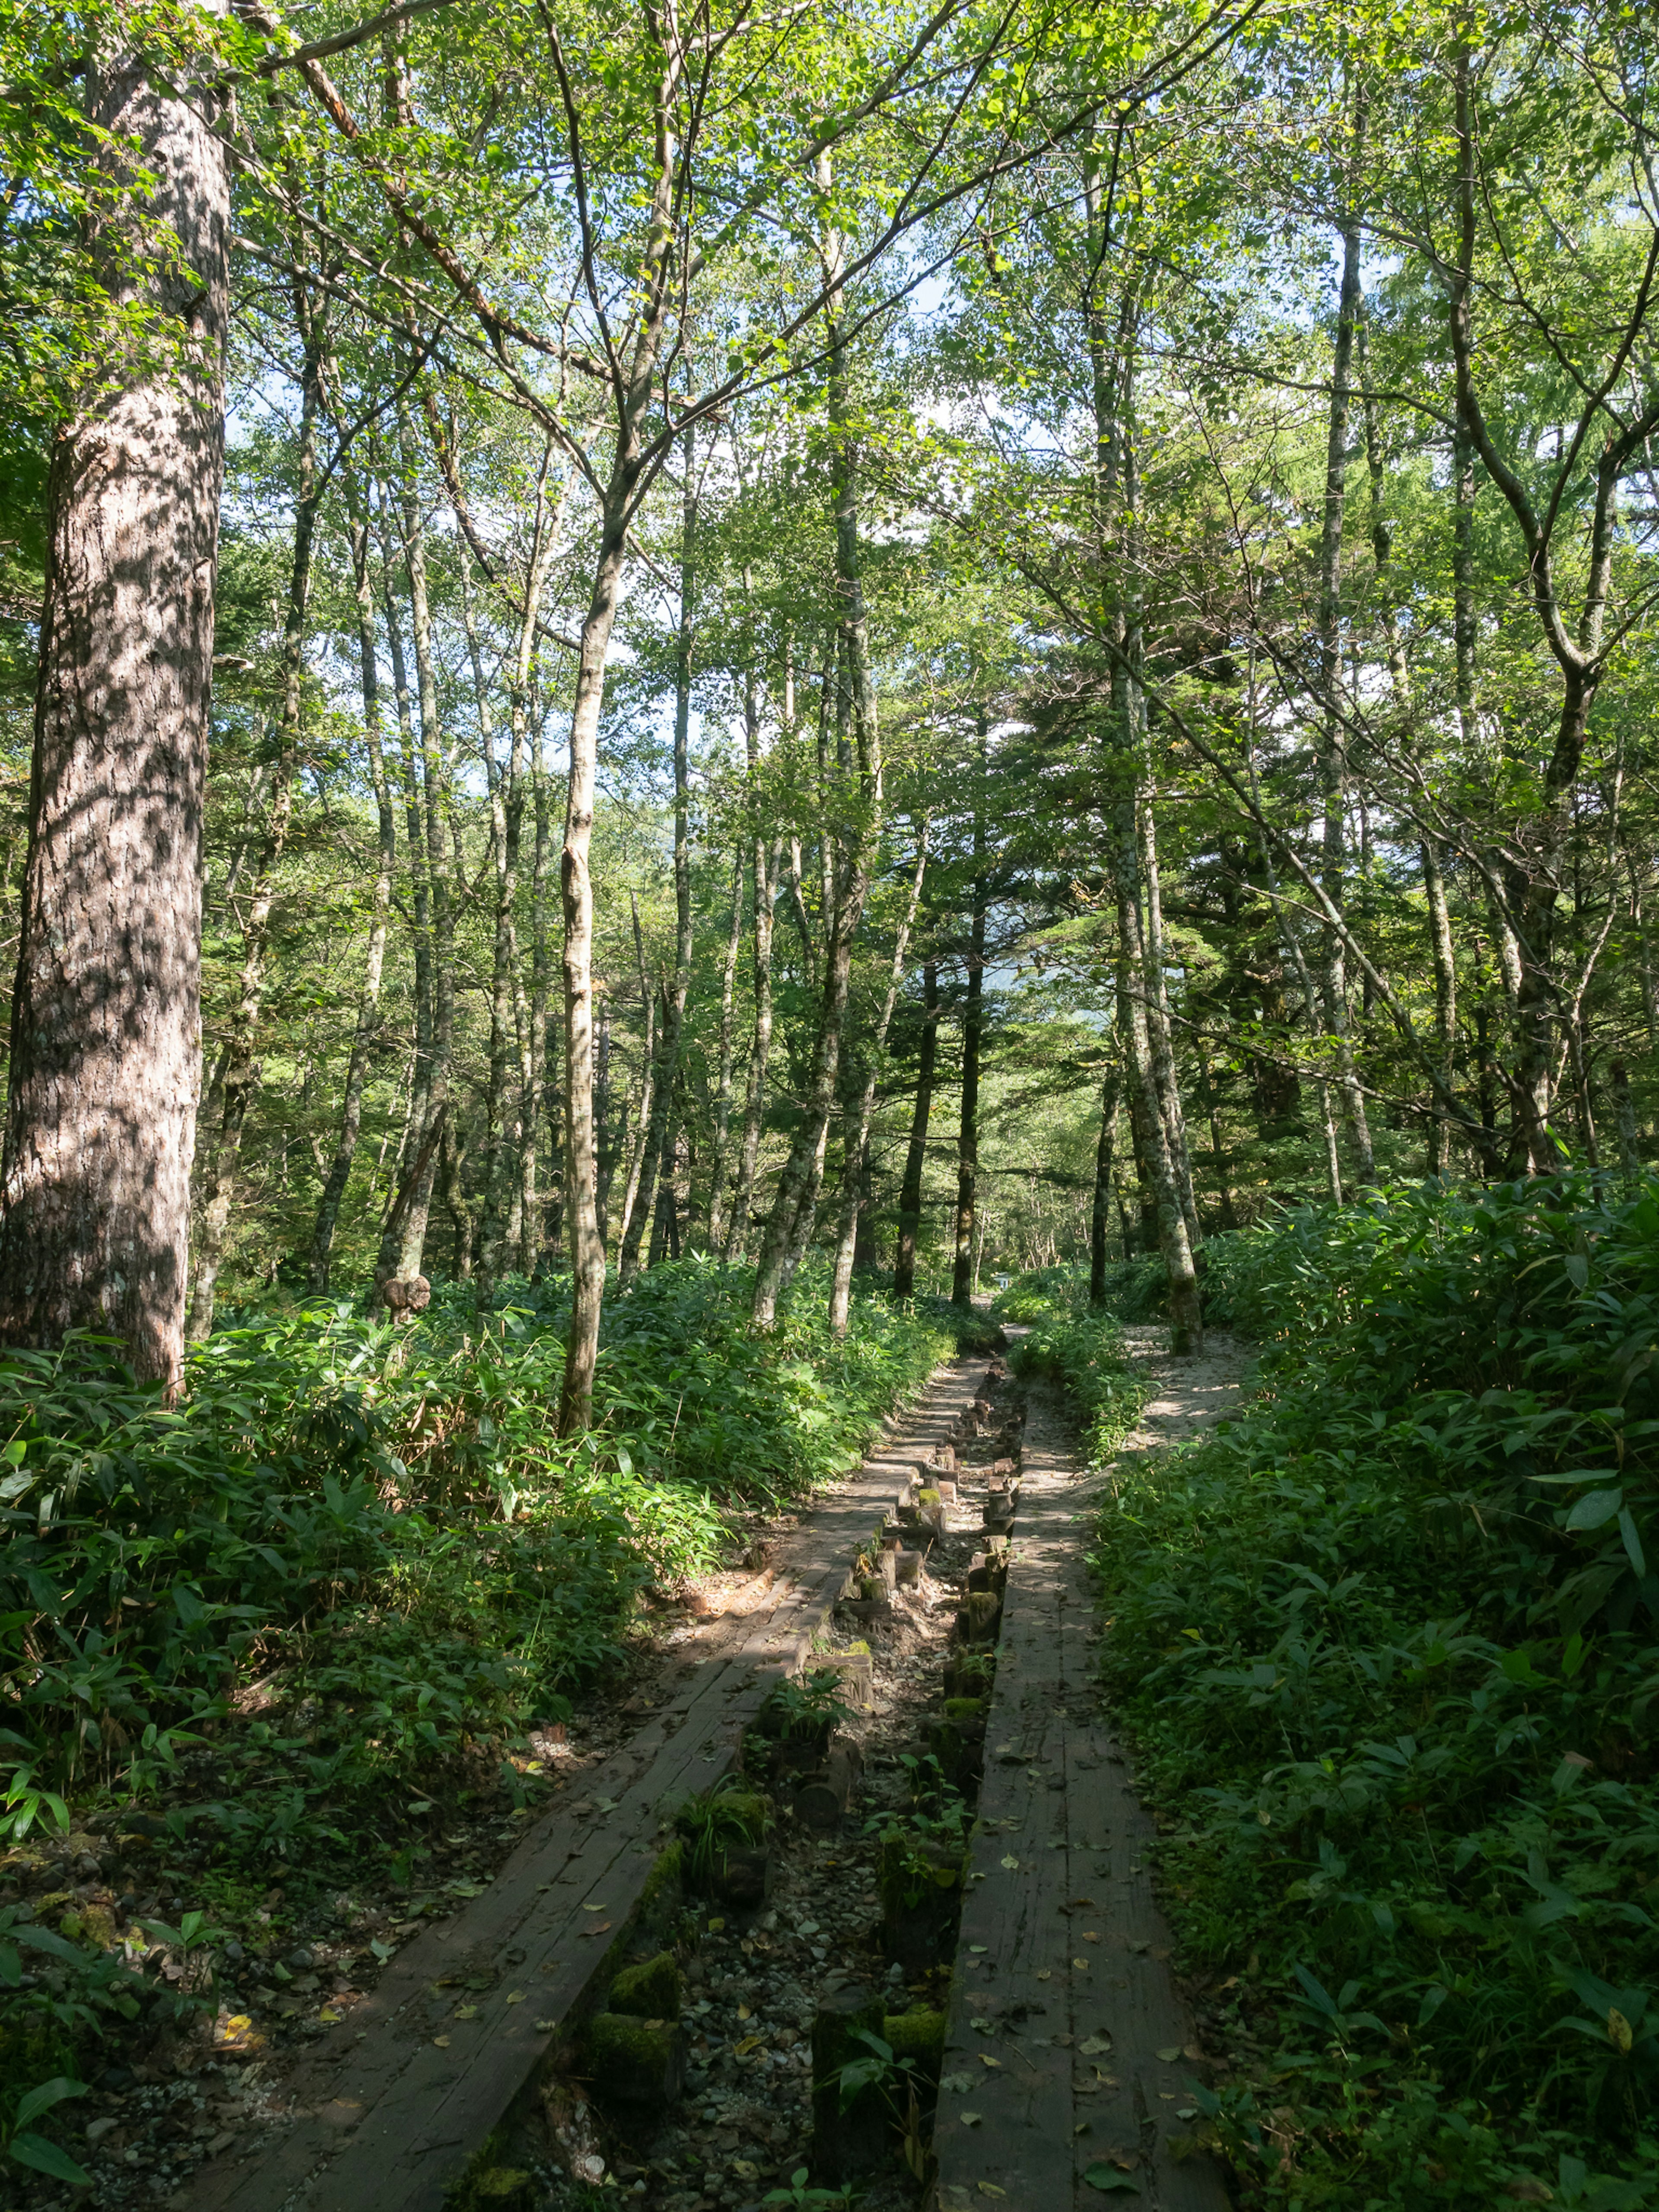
[
  {"x1": 893, "y1": 959, "x2": 939, "y2": 1299},
  {"x1": 0, "y1": 31, "x2": 230, "y2": 1383}
]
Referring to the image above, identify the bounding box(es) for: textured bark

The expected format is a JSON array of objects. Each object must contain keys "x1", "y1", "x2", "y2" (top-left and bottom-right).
[
  {"x1": 310, "y1": 476, "x2": 396, "y2": 1290},
  {"x1": 892, "y1": 959, "x2": 939, "y2": 1299},
  {"x1": 0, "y1": 32, "x2": 230, "y2": 1382}
]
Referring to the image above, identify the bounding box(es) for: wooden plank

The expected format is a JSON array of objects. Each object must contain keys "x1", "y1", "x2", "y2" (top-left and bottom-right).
[
  {"x1": 185, "y1": 1355, "x2": 983, "y2": 2212},
  {"x1": 933, "y1": 1380, "x2": 1228, "y2": 2212}
]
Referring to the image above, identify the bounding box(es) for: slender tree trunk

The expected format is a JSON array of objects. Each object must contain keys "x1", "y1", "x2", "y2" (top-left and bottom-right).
[
  {"x1": 829, "y1": 825, "x2": 928, "y2": 1332},
  {"x1": 0, "y1": 32, "x2": 230, "y2": 1383},
  {"x1": 620, "y1": 427, "x2": 696, "y2": 1285},
  {"x1": 393, "y1": 405, "x2": 455, "y2": 1282},
  {"x1": 1195, "y1": 1037, "x2": 1238, "y2": 1232},
  {"x1": 893, "y1": 959, "x2": 939, "y2": 1298},
  {"x1": 706, "y1": 852, "x2": 744, "y2": 1251},
  {"x1": 752, "y1": 161, "x2": 884, "y2": 1328},
  {"x1": 615, "y1": 892, "x2": 658, "y2": 1259},
  {"x1": 1314, "y1": 147, "x2": 1375, "y2": 1185},
  {"x1": 524, "y1": 701, "x2": 554, "y2": 1273},
  {"x1": 373, "y1": 558, "x2": 433, "y2": 1278},
  {"x1": 1088, "y1": 1062, "x2": 1122, "y2": 1305},
  {"x1": 1611, "y1": 1058, "x2": 1642, "y2": 1182},
  {"x1": 188, "y1": 296, "x2": 324, "y2": 1339},
  {"x1": 310, "y1": 473, "x2": 396, "y2": 1290},
  {"x1": 726, "y1": 686, "x2": 776, "y2": 1261},
  {"x1": 1116, "y1": 888, "x2": 1204, "y2": 1351},
  {"x1": 952, "y1": 826, "x2": 988, "y2": 1309},
  {"x1": 1421, "y1": 837, "x2": 1458, "y2": 1175}
]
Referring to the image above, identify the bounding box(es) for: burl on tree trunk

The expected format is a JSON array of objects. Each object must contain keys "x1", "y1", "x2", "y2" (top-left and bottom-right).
[{"x1": 0, "y1": 37, "x2": 230, "y2": 1387}]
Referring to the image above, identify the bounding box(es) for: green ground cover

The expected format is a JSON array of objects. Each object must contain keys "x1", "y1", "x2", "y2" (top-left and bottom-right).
[
  {"x1": 1015, "y1": 1182, "x2": 1659, "y2": 2209},
  {"x1": 0, "y1": 1261, "x2": 949, "y2": 2171}
]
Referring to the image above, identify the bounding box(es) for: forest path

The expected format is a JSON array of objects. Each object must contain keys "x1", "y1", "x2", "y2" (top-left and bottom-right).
[
  {"x1": 1116, "y1": 1323, "x2": 1252, "y2": 1452},
  {"x1": 931, "y1": 1324, "x2": 1253, "y2": 2212}
]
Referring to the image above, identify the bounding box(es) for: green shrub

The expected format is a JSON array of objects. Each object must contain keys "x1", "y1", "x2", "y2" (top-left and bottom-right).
[{"x1": 1082, "y1": 1176, "x2": 1659, "y2": 2207}]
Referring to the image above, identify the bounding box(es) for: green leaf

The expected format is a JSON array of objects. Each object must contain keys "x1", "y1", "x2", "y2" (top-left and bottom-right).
[
  {"x1": 1084, "y1": 2164, "x2": 1141, "y2": 2193},
  {"x1": 14, "y1": 2077, "x2": 86, "y2": 2129},
  {"x1": 1565, "y1": 1487, "x2": 1622, "y2": 1532},
  {"x1": 8, "y1": 2132, "x2": 92, "y2": 2184}
]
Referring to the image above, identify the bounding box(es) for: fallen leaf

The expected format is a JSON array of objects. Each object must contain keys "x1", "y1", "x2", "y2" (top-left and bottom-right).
[
  {"x1": 577, "y1": 1922, "x2": 612, "y2": 1939},
  {"x1": 707, "y1": 1917, "x2": 726, "y2": 1933},
  {"x1": 1156, "y1": 2047, "x2": 1182, "y2": 2063},
  {"x1": 1126, "y1": 1939, "x2": 1151, "y2": 1954},
  {"x1": 432, "y1": 2035, "x2": 451, "y2": 2049},
  {"x1": 978, "y1": 2187, "x2": 1006, "y2": 2199},
  {"x1": 1082, "y1": 1931, "x2": 1099, "y2": 1943},
  {"x1": 979, "y1": 2054, "x2": 1001, "y2": 2069},
  {"x1": 534, "y1": 2019, "x2": 556, "y2": 2032},
  {"x1": 1000, "y1": 1854, "x2": 1020, "y2": 1870},
  {"x1": 1083, "y1": 2163, "x2": 1141, "y2": 2195},
  {"x1": 960, "y1": 2111, "x2": 982, "y2": 2127},
  {"x1": 1079, "y1": 2036, "x2": 1112, "y2": 2056},
  {"x1": 452, "y1": 2005, "x2": 480, "y2": 2022},
  {"x1": 582, "y1": 1901, "x2": 607, "y2": 1912},
  {"x1": 733, "y1": 2160, "x2": 758, "y2": 2180},
  {"x1": 1035, "y1": 1969, "x2": 1052, "y2": 1981},
  {"x1": 319, "y1": 2008, "x2": 343, "y2": 2024},
  {"x1": 736, "y1": 2036, "x2": 763, "y2": 2055},
  {"x1": 1073, "y1": 1958, "x2": 1090, "y2": 1970},
  {"x1": 940, "y1": 2072, "x2": 974, "y2": 2094},
  {"x1": 969, "y1": 1945, "x2": 988, "y2": 1955},
  {"x1": 738, "y1": 2003, "x2": 752, "y2": 2021},
  {"x1": 506, "y1": 1992, "x2": 525, "y2": 2005}
]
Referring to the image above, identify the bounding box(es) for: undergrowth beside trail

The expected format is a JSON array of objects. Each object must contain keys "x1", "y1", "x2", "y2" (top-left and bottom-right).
[
  {"x1": 1038, "y1": 1180, "x2": 1659, "y2": 2210},
  {"x1": 0, "y1": 1259, "x2": 947, "y2": 2167}
]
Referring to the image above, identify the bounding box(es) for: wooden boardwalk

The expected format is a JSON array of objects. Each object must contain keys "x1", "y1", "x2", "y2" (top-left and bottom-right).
[
  {"x1": 186, "y1": 1359, "x2": 981, "y2": 2212},
  {"x1": 931, "y1": 1380, "x2": 1230, "y2": 2212}
]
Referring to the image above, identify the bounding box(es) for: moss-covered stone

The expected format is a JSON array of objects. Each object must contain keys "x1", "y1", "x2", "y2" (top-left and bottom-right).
[
  {"x1": 609, "y1": 1951, "x2": 683, "y2": 2020},
  {"x1": 943, "y1": 1697, "x2": 985, "y2": 1725},
  {"x1": 584, "y1": 2011, "x2": 688, "y2": 2109},
  {"x1": 884, "y1": 2006, "x2": 946, "y2": 2082}
]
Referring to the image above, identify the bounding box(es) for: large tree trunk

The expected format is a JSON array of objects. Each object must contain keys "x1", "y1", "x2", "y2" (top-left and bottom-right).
[
  {"x1": 893, "y1": 958, "x2": 939, "y2": 1298},
  {"x1": 310, "y1": 474, "x2": 396, "y2": 1290},
  {"x1": 0, "y1": 32, "x2": 230, "y2": 1384}
]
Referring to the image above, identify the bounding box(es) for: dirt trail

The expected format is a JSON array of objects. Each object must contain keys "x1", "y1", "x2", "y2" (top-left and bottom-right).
[{"x1": 1116, "y1": 1325, "x2": 1252, "y2": 1454}]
